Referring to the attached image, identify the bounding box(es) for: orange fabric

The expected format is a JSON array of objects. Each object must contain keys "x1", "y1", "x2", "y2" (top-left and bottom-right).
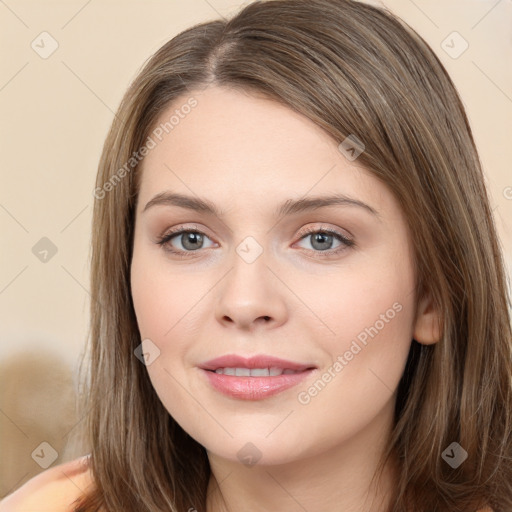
[{"x1": 0, "y1": 456, "x2": 92, "y2": 512}]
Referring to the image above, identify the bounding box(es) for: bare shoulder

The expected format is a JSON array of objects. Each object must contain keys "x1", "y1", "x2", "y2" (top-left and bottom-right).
[{"x1": 0, "y1": 455, "x2": 94, "y2": 512}]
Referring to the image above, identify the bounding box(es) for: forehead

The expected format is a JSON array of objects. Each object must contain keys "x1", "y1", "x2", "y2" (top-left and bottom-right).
[{"x1": 136, "y1": 85, "x2": 393, "y2": 218}]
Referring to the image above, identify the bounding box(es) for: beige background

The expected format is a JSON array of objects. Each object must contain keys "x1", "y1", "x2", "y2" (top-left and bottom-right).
[{"x1": 1, "y1": 0, "x2": 511, "y2": 498}]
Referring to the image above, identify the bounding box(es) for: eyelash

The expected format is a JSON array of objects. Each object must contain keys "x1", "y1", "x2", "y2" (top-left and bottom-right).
[{"x1": 155, "y1": 224, "x2": 355, "y2": 260}]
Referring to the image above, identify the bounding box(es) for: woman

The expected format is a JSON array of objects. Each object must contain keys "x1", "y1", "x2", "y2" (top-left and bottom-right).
[{"x1": 1, "y1": 0, "x2": 510, "y2": 510}]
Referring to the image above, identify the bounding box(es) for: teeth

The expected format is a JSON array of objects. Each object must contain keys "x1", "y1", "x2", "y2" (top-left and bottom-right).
[
  {"x1": 250, "y1": 368, "x2": 269, "y2": 377},
  {"x1": 213, "y1": 367, "x2": 299, "y2": 376}
]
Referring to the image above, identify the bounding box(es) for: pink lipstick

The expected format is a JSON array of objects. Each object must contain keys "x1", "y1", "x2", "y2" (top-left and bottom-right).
[{"x1": 199, "y1": 354, "x2": 316, "y2": 400}]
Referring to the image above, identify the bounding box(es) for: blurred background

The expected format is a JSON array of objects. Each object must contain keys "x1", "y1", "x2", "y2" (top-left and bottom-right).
[{"x1": 1, "y1": 0, "x2": 511, "y2": 498}]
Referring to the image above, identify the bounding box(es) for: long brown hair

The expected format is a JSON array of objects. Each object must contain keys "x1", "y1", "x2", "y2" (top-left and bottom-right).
[{"x1": 75, "y1": 0, "x2": 512, "y2": 510}]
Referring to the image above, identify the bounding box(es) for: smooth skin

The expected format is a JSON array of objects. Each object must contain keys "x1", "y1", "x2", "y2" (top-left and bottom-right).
[
  {"x1": 1, "y1": 85, "x2": 446, "y2": 511},
  {"x1": 129, "y1": 85, "x2": 441, "y2": 512}
]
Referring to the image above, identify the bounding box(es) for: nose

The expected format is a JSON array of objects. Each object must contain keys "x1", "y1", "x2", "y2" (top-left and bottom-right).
[{"x1": 214, "y1": 248, "x2": 288, "y2": 331}]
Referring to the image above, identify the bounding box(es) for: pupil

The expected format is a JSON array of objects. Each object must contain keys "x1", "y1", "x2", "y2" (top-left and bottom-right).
[
  {"x1": 183, "y1": 232, "x2": 202, "y2": 250},
  {"x1": 312, "y1": 233, "x2": 332, "y2": 251}
]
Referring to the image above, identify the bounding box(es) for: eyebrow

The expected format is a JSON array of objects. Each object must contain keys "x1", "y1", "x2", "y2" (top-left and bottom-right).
[{"x1": 142, "y1": 191, "x2": 380, "y2": 219}]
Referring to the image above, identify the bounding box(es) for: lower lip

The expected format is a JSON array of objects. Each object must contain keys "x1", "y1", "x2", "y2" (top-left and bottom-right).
[{"x1": 200, "y1": 368, "x2": 315, "y2": 400}]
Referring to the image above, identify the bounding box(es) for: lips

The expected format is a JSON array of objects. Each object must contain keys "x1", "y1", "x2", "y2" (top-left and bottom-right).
[
  {"x1": 199, "y1": 354, "x2": 316, "y2": 373},
  {"x1": 198, "y1": 354, "x2": 317, "y2": 400}
]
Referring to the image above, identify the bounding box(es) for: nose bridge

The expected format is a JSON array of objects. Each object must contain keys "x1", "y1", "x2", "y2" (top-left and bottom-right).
[
  {"x1": 227, "y1": 235, "x2": 273, "y2": 302},
  {"x1": 214, "y1": 234, "x2": 286, "y2": 328}
]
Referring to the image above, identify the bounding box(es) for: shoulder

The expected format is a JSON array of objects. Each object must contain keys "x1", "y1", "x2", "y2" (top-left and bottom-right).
[{"x1": 0, "y1": 455, "x2": 94, "y2": 512}]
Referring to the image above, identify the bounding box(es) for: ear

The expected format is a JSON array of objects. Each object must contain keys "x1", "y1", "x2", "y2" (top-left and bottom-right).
[{"x1": 413, "y1": 292, "x2": 442, "y2": 345}]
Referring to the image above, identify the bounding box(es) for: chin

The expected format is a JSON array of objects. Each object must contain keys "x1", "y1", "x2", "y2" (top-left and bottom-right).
[{"x1": 201, "y1": 431, "x2": 313, "y2": 467}]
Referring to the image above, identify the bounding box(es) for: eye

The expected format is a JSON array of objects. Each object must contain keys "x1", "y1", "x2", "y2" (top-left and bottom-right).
[
  {"x1": 294, "y1": 225, "x2": 354, "y2": 258},
  {"x1": 156, "y1": 226, "x2": 216, "y2": 256},
  {"x1": 155, "y1": 224, "x2": 355, "y2": 259}
]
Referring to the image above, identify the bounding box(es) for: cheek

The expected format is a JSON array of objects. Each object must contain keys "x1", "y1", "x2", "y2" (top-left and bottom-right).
[
  {"x1": 130, "y1": 248, "x2": 203, "y2": 427},
  {"x1": 291, "y1": 278, "x2": 415, "y2": 451},
  {"x1": 309, "y1": 245, "x2": 417, "y2": 392},
  {"x1": 130, "y1": 246, "x2": 204, "y2": 345}
]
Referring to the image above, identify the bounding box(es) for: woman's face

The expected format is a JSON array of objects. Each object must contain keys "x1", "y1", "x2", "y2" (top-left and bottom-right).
[{"x1": 130, "y1": 84, "x2": 424, "y2": 466}]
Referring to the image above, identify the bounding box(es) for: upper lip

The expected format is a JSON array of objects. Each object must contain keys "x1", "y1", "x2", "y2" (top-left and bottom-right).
[{"x1": 199, "y1": 354, "x2": 316, "y2": 372}]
